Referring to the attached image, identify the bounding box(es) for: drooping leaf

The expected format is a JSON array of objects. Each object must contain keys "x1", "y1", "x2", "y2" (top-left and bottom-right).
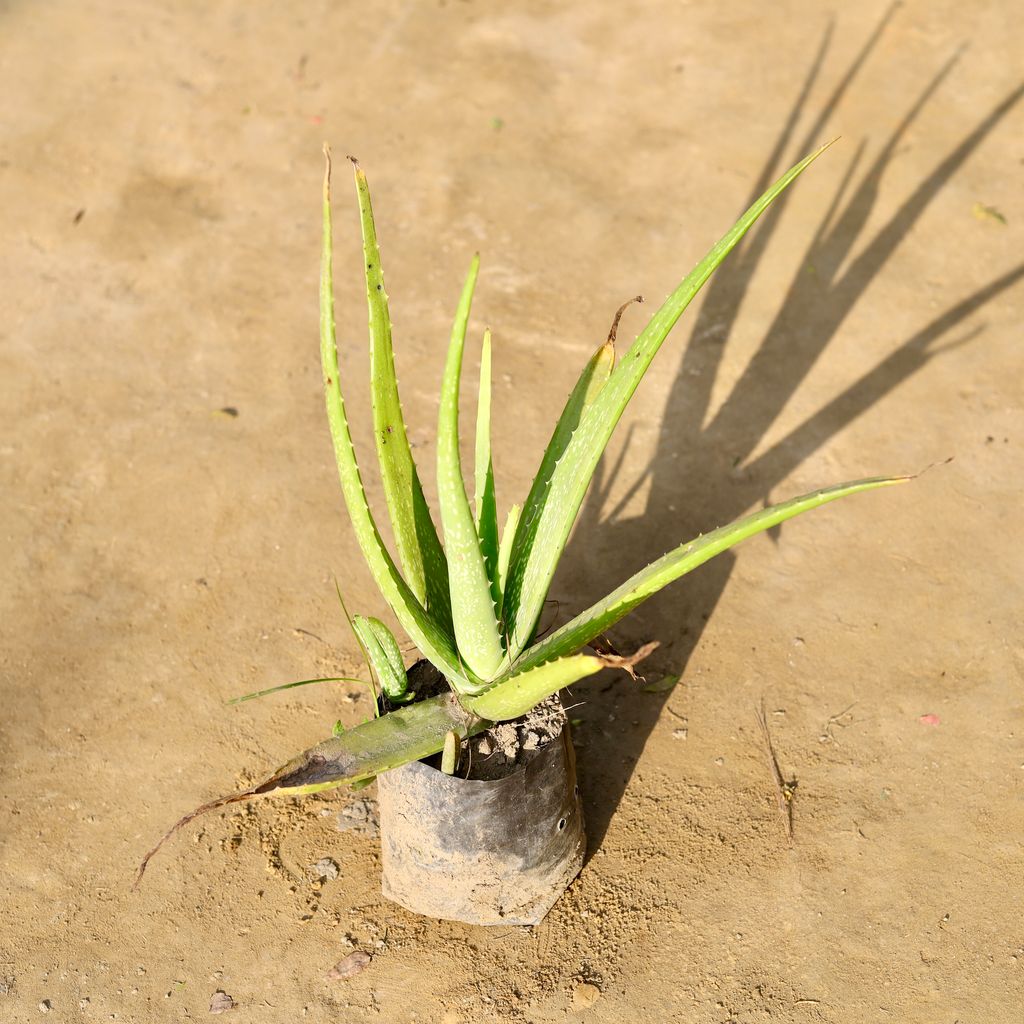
[
  {"x1": 319, "y1": 148, "x2": 472, "y2": 690},
  {"x1": 135, "y1": 692, "x2": 488, "y2": 885},
  {"x1": 474, "y1": 328, "x2": 500, "y2": 605},
  {"x1": 352, "y1": 163, "x2": 453, "y2": 633},
  {"x1": 226, "y1": 676, "x2": 373, "y2": 705},
  {"x1": 435, "y1": 256, "x2": 506, "y2": 682},
  {"x1": 502, "y1": 144, "x2": 836, "y2": 657},
  {"x1": 515, "y1": 475, "x2": 907, "y2": 673}
]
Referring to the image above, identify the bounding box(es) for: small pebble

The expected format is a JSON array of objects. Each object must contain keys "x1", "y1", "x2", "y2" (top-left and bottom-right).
[
  {"x1": 325, "y1": 951, "x2": 372, "y2": 981},
  {"x1": 571, "y1": 982, "x2": 600, "y2": 1010},
  {"x1": 209, "y1": 991, "x2": 234, "y2": 1014},
  {"x1": 313, "y1": 857, "x2": 340, "y2": 880},
  {"x1": 39, "y1": 1000, "x2": 52, "y2": 1014},
  {"x1": 672, "y1": 728, "x2": 688, "y2": 740}
]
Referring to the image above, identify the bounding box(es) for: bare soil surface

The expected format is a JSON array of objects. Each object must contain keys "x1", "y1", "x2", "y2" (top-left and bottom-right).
[{"x1": 2, "y1": 2, "x2": 1022, "y2": 1021}]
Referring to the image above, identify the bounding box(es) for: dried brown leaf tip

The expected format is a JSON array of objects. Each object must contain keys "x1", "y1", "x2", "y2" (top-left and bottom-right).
[{"x1": 596, "y1": 640, "x2": 659, "y2": 681}]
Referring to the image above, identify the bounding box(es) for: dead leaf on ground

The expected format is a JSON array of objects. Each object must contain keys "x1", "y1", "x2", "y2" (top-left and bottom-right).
[
  {"x1": 972, "y1": 201, "x2": 1007, "y2": 225},
  {"x1": 642, "y1": 673, "x2": 679, "y2": 694}
]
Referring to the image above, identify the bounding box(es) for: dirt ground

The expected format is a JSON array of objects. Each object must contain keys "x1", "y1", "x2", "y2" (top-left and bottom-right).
[{"x1": 3, "y1": 1, "x2": 1023, "y2": 1021}]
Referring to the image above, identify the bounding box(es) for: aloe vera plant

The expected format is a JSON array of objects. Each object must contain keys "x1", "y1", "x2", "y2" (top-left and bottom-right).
[{"x1": 137, "y1": 143, "x2": 906, "y2": 880}]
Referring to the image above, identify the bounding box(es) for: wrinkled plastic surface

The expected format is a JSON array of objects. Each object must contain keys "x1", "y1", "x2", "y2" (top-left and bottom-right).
[{"x1": 376, "y1": 716, "x2": 585, "y2": 925}]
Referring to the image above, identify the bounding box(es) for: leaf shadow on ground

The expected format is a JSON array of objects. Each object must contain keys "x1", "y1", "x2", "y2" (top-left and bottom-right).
[{"x1": 555, "y1": 6, "x2": 1024, "y2": 857}]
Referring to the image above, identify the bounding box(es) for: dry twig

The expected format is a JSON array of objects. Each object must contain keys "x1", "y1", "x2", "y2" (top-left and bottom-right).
[{"x1": 755, "y1": 699, "x2": 797, "y2": 843}]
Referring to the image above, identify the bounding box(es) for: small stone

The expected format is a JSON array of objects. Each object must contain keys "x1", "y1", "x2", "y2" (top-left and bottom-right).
[
  {"x1": 80, "y1": 999, "x2": 90, "y2": 1009},
  {"x1": 493, "y1": 723, "x2": 519, "y2": 758},
  {"x1": 672, "y1": 728, "x2": 688, "y2": 740},
  {"x1": 337, "y1": 798, "x2": 380, "y2": 838},
  {"x1": 39, "y1": 1000, "x2": 52, "y2": 1014},
  {"x1": 313, "y1": 857, "x2": 339, "y2": 880},
  {"x1": 209, "y1": 990, "x2": 234, "y2": 1013},
  {"x1": 325, "y1": 951, "x2": 372, "y2": 981},
  {"x1": 571, "y1": 982, "x2": 600, "y2": 1010}
]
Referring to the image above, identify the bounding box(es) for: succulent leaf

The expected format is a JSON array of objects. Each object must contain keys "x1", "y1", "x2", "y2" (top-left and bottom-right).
[
  {"x1": 352, "y1": 164, "x2": 453, "y2": 633},
  {"x1": 515, "y1": 474, "x2": 906, "y2": 673},
  {"x1": 319, "y1": 149, "x2": 472, "y2": 690},
  {"x1": 466, "y1": 642, "x2": 656, "y2": 721},
  {"x1": 495, "y1": 502, "x2": 521, "y2": 620},
  {"x1": 464, "y1": 654, "x2": 605, "y2": 721},
  {"x1": 436, "y1": 258, "x2": 506, "y2": 683},
  {"x1": 352, "y1": 615, "x2": 409, "y2": 701},
  {"x1": 504, "y1": 335, "x2": 615, "y2": 603},
  {"x1": 502, "y1": 143, "x2": 836, "y2": 658},
  {"x1": 474, "y1": 329, "x2": 500, "y2": 605}
]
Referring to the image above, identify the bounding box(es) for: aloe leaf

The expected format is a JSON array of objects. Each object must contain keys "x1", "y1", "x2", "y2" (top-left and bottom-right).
[
  {"x1": 320, "y1": 148, "x2": 471, "y2": 689},
  {"x1": 352, "y1": 615, "x2": 409, "y2": 701},
  {"x1": 226, "y1": 676, "x2": 372, "y2": 705},
  {"x1": 135, "y1": 692, "x2": 489, "y2": 885},
  {"x1": 464, "y1": 654, "x2": 603, "y2": 721},
  {"x1": 352, "y1": 163, "x2": 453, "y2": 633},
  {"x1": 501, "y1": 299, "x2": 634, "y2": 589},
  {"x1": 495, "y1": 502, "x2": 521, "y2": 620},
  {"x1": 435, "y1": 257, "x2": 506, "y2": 681},
  {"x1": 503, "y1": 143, "x2": 836, "y2": 657},
  {"x1": 466, "y1": 643, "x2": 656, "y2": 721},
  {"x1": 474, "y1": 329, "x2": 500, "y2": 604},
  {"x1": 516, "y1": 475, "x2": 907, "y2": 673},
  {"x1": 504, "y1": 329, "x2": 616, "y2": 594},
  {"x1": 138, "y1": 645, "x2": 654, "y2": 884}
]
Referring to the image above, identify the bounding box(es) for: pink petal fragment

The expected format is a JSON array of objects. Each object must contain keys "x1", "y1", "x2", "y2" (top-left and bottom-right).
[{"x1": 918, "y1": 713, "x2": 940, "y2": 726}]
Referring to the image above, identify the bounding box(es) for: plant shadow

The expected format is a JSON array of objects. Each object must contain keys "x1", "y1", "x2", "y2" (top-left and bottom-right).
[{"x1": 556, "y1": 7, "x2": 1024, "y2": 858}]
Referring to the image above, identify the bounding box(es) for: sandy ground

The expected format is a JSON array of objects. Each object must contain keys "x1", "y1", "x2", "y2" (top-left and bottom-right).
[{"x1": 2, "y1": 1, "x2": 1023, "y2": 1021}]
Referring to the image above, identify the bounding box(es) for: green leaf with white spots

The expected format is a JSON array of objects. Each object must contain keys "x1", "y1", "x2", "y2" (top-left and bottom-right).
[
  {"x1": 352, "y1": 615, "x2": 409, "y2": 702},
  {"x1": 515, "y1": 475, "x2": 907, "y2": 673},
  {"x1": 495, "y1": 502, "x2": 521, "y2": 621},
  {"x1": 502, "y1": 143, "x2": 836, "y2": 658},
  {"x1": 352, "y1": 164, "x2": 452, "y2": 633},
  {"x1": 319, "y1": 149, "x2": 472, "y2": 690},
  {"x1": 435, "y1": 257, "x2": 506, "y2": 683},
  {"x1": 474, "y1": 328, "x2": 500, "y2": 605}
]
